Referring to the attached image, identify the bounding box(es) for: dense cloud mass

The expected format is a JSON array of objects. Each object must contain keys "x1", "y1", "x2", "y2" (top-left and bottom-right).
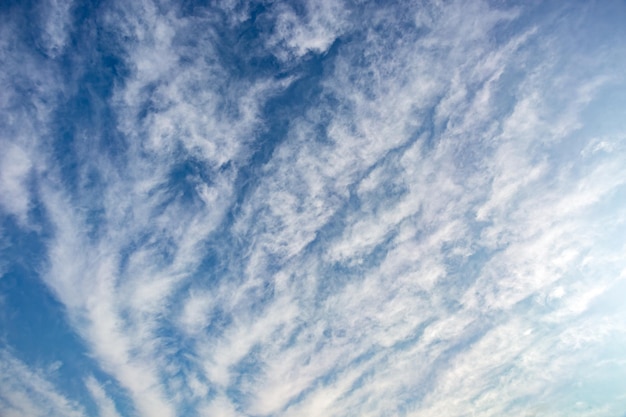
[{"x1": 1, "y1": 1, "x2": 626, "y2": 416}]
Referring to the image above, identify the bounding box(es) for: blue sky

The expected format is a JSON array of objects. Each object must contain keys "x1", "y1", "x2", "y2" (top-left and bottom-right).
[{"x1": 1, "y1": 0, "x2": 626, "y2": 416}]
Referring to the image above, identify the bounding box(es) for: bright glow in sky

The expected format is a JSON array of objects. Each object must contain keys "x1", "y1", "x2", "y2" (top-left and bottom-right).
[{"x1": 1, "y1": 1, "x2": 626, "y2": 416}]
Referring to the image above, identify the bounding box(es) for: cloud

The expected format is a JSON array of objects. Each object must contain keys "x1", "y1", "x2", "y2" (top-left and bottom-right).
[
  {"x1": 265, "y1": 0, "x2": 350, "y2": 61},
  {"x1": 36, "y1": 0, "x2": 74, "y2": 58},
  {"x1": 0, "y1": 350, "x2": 85, "y2": 417},
  {"x1": 85, "y1": 376, "x2": 122, "y2": 417},
  {"x1": 15, "y1": 0, "x2": 294, "y2": 415},
  {"x1": 0, "y1": 144, "x2": 32, "y2": 224},
  {"x1": 0, "y1": 6, "x2": 66, "y2": 226},
  {"x1": 2, "y1": 0, "x2": 626, "y2": 416}
]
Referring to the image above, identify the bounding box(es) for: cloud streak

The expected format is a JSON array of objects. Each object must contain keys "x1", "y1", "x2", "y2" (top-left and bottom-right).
[{"x1": 0, "y1": 350, "x2": 85, "y2": 417}]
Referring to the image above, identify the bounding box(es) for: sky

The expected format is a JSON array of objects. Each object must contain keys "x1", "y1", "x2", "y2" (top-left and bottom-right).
[{"x1": 1, "y1": 0, "x2": 626, "y2": 416}]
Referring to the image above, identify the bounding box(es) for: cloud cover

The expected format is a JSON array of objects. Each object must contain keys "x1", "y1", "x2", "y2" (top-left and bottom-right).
[{"x1": 1, "y1": 0, "x2": 626, "y2": 416}]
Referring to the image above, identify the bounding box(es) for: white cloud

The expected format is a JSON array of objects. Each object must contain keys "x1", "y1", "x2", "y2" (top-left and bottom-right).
[
  {"x1": 4, "y1": 0, "x2": 626, "y2": 416},
  {"x1": 266, "y1": 0, "x2": 350, "y2": 60},
  {"x1": 0, "y1": 11, "x2": 65, "y2": 226},
  {"x1": 0, "y1": 144, "x2": 32, "y2": 224},
  {"x1": 0, "y1": 350, "x2": 85, "y2": 417},
  {"x1": 198, "y1": 394, "x2": 243, "y2": 417},
  {"x1": 85, "y1": 376, "x2": 122, "y2": 417},
  {"x1": 37, "y1": 0, "x2": 74, "y2": 58}
]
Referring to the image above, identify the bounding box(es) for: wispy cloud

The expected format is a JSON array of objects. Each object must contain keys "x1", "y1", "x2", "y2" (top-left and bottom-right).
[
  {"x1": 37, "y1": 0, "x2": 74, "y2": 58},
  {"x1": 266, "y1": 0, "x2": 350, "y2": 61},
  {"x1": 2, "y1": 0, "x2": 626, "y2": 416},
  {"x1": 84, "y1": 376, "x2": 122, "y2": 417},
  {"x1": 0, "y1": 350, "x2": 85, "y2": 417}
]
